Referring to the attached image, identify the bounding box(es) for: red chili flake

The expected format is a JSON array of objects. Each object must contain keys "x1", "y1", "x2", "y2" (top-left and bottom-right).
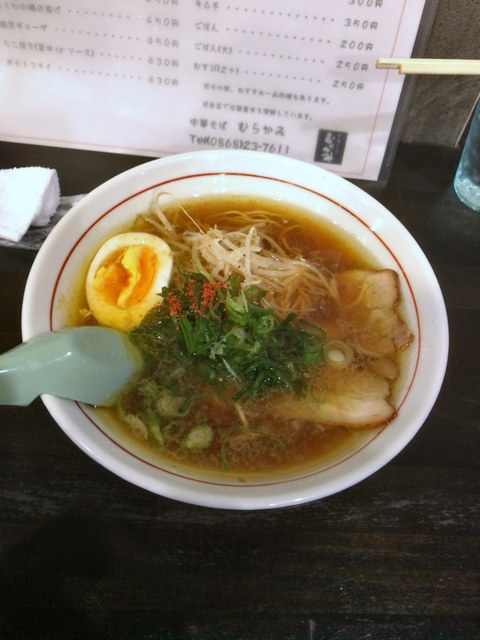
[
  {"x1": 186, "y1": 278, "x2": 198, "y2": 312},
  {"x1": 166, "y1": 292, "x2": 182, "y2": 317},
  {"x1": 200, "y1": 281, "x2": 219, "y2": 308}
]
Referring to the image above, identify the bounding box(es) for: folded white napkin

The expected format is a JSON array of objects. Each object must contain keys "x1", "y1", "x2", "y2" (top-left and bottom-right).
[{"x1": 0, "y1": 167, "x2": 60, "y2": 242}]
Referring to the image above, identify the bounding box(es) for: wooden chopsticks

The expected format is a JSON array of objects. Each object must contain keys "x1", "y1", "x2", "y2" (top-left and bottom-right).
[{"x1": 376, "y1": 58, "x2": 480, "y2": 75}]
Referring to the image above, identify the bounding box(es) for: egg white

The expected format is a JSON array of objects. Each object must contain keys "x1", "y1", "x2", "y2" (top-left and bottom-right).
[{"x1": 85, "y1": 231, "x2": 173, "y2": 332}]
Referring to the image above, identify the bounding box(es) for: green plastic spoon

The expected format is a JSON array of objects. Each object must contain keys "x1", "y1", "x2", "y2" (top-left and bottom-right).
[{"x1": 0, "y1": 327, "x2": 143, "y2": 407}]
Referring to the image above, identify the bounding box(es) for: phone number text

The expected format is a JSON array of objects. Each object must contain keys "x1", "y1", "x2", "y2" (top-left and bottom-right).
[{"x1": 189, "y1": 135, "x2": 290, "y2": 154}]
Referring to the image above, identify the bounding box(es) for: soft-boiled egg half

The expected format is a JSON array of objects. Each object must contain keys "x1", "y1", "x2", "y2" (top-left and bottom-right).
[{"x1": 86, "y1": 232, "x2": 173, "y2": 332}]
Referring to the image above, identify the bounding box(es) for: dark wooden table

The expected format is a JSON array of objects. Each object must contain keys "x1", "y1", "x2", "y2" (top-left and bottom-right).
[{"x1": 0, "y1": 142, "x2": 478, "y2": 640}]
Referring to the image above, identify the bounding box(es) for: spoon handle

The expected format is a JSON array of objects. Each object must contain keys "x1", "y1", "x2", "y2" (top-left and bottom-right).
[{"x1": 0, "y1": 327, "x2": 142, "y2": 406}]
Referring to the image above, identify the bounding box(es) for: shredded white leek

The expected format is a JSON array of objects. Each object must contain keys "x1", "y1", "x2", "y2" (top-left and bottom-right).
[
  {"x1": 137, "y1": 201, "x2": 340, "y2": 316},
  {"x1": 184, "y1": 223, "x2": 336, "y2": 302}
]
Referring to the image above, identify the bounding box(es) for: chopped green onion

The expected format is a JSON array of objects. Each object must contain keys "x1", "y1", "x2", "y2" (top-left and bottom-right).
[
  {"x1": 225, "y1": 291, "x2": 249, "y2": 325},
  {"x1": 302, "y1": 344, "x2": 321, "y2": 366},
  {"x1": 149, "y1": 421, "x2": 164, "y2": 446},
  {"x1": 225, "y1": 326, "x2": 246, "y2": 348},
  {"x1": 129, "y1": 272, "x2": 327, "y2": 401},
  {"x1": 185, "y1": 424, "x2": 213, "y2": 450},
  {"x1": 323, "y1": 340, "x2": 354, "y2": 368},
  {"x1": 156, "y1": 390, "x2": 191, "y2": 417},
  {"x1": 178, "y1": 317, "x2": 195, "y2": 353},
  {"x1": 253, "y1": 314, "x2": 276, "y2": 337}
]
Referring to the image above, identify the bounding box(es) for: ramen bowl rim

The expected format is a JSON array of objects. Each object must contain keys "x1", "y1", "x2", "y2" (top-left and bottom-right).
[{"x1": 21, "y1": 149, "x2": 449, "y2": 510}]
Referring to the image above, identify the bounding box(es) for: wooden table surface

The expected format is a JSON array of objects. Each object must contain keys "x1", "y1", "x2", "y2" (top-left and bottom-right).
[{"x1": 0, "y1": 142, "x2": 478, "y2": 640}]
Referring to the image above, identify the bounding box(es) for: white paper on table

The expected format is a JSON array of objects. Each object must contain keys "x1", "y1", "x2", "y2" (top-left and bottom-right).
[{"x1": 0, "y1": 0, "x2": 429, "y2": 181}]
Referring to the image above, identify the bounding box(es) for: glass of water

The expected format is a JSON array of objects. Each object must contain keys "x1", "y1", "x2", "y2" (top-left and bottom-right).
[{"x1": 454, "y1": 98, "x2": 480, "y2": 212}]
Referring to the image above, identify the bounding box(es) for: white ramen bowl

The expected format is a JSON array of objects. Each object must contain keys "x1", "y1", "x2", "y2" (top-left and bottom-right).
[{"x1": 22, "y1": 150, "x2": 448, "y2": 510}]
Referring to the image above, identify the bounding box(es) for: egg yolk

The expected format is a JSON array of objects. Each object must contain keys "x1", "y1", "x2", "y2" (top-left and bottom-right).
[{"x1": 92, "y1": 245, "x2": 157, "y2": 309}]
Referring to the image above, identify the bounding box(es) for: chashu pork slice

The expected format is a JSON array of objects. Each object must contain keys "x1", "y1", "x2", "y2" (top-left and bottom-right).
[
  {"x1": 272, "y1": 269, "x2": 413, "y2": 430},
  {"x1": 273, "y1": 367, "x2": 395, "y2": 429},
  {"x1": 327, "y1": 268, "x2": 413, "y2": 358}
]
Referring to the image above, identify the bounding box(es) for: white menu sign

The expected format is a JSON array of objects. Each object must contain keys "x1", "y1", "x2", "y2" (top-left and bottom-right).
[{"x1": 0, "y1": 0, "x2": 428, "y2": 180}]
